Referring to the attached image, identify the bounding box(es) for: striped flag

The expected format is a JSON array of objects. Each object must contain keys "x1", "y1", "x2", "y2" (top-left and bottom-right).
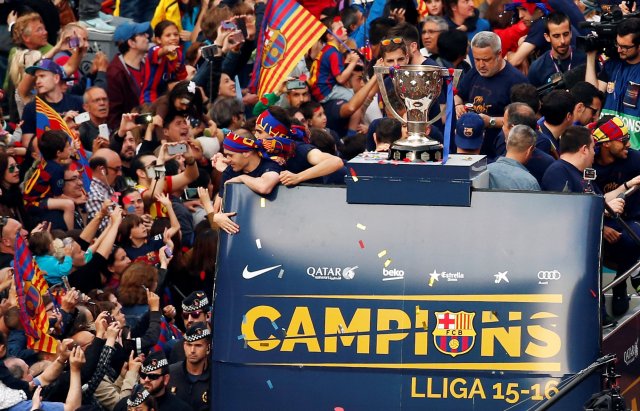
[
  {"x1": 249, "y1": 0, "x2": 326, "y2": 98},
  {"x1": 35, "y1": 96, "x2": 92, "y2": 191},
  {"x1": 13, "y1": 232, "x2": 59, "y2": 354},
  {"x1": 416, "y1": 0, "x2": 430, "y2": 17}
]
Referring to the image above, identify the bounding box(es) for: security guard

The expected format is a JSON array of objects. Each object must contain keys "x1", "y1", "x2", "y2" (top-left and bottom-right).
[{"x1": 167, "y1": 322, "x2": 210, "y2": 411}]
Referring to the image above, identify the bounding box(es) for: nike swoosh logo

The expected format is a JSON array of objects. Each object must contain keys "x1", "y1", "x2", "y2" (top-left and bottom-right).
[{"x1": 242, "y1": 264, "x2": 282, "y2": 279}]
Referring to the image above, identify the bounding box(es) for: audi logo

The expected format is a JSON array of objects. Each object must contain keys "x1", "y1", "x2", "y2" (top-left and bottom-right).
[{"x1": 538, "y1": 270, "x2": 561, "y2": 280}]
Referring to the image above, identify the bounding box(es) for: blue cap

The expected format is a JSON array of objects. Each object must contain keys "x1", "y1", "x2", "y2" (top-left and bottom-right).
[
  {"x1": 25, "y1": 59, "x2": 65, "y2": 77},
  {"x1": 455, "y1": 112, "x2": 485, "y2": 150},
  {"x1": 113, "y1": 22, "x2": 150, "y2": 43}
]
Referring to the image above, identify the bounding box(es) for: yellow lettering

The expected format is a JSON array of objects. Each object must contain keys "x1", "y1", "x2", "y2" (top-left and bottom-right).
[
  {"x1": 411, "y1": 377, "x2": 425, "y2": 398},
  {"x1": 281, "y1": 307, "x2": 321, "y2": 352},
  {"x1": 481, "y1": 311, "x2": 521, "y2": 357},
  {"x1": 324, "y1": 308, "x2": 371, "y2": 354},
  {"x1": 414, "y1": 307, "x2": 428, "y2": 355},
  {"x1": 376, "y1": 309, "x2": 411, "y2": 354},
  {"x1": 450, "y1": 378, "x2": 467, "y2": 399},
  {"x1": 242, "y1": 305, "x2": 281, "y2": 351},
  {"x1": 526, "y1": 312, "x2": 561, "y2": 358},
  {"x1": 469, "y1": 379, "x2": 486, "y2": 399},
  {"x1": 427, "y1": 378, "x2": 442, "y2": 398}
]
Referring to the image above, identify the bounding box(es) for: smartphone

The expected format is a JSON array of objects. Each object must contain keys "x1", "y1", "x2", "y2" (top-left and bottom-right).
[
  {"x1": 189, "y1": 117, "x2": 201, "y2": 128},
  {"x1": 236, "y1": 17, "x2": 248, "y2": 39},
  {"x1": 74, "y1": 112, "x2": 90, "y2": 124},
  {"x1": 287, "y1": 80, "x2": 306, "y2": 90},
  {"x1": 164, "y1": 248, "x2": 173, "y2": 258},
  {"x1": 69, "y1": 35, "x2": 80, "y2": 49},
  {"x1": 167, "y1": 143, "x2": 188, "y2": 156},
  {"x1": 221, "y1": 20, "x2": 236, "y2": 30},
  {"x1": 98, "y1": 124, "x2": 110, "y2": 138},
  {"x1": 229, "y1": 31, "x2": 245, "y2": 45},
  {"x1": 200, "y1": 44, "x2": 218, "y2": 61},
  {"x1": 42, "y1": 221, "x2": 50, "y2": 230},
  {"x1": 184, "y1": 187, "x2": 199, "y2": 200},
  {"x1": 105, "y1": 312, "x2": 116, "y2": 325},
  {"x1": 141, "y1": 284, "x2": 149, "y2": 292},
  {"x1": 135, "y1": 113, "x2": 153, "y2": 125},
  {"x1": 62, "y1": 276, "x2": 71, "y2": 291}
]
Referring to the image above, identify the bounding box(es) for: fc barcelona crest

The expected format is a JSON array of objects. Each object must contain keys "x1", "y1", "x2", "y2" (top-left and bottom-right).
[
  {"x1": 262, "y1": 27, "x2": 287, "y2": 69},
  {"x1": 433, "y1": 311, "x2": 476, "y2": 357}
]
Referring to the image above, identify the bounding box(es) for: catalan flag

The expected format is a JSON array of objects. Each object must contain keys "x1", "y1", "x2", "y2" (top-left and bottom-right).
[
  {"x1": 249, "y1": 0, "x2": 326, "y2": 98},
  {"x1": 36, "y1": 96, "x2": 92, "y2": 191},
  {"x1": 416, "y1": 0, "x2": 430, "y2": 17},
  {"x1": 13, "y1": 232, "x2": 59, "y2": 354}
]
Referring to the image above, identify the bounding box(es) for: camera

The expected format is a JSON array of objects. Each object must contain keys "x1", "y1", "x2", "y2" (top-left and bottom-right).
[
  {"x1": 576, "y1": 8, "x2": 636, "y2": 55},
  {"x1": 200, "y1": 44, "x2": 218, "y2": 61},
  {"x1": 135, "y1": 113, "x2": 153, "y2": 125},
  {"x1": 287, "y1": 80, "x2": 306, "y2": 90}
]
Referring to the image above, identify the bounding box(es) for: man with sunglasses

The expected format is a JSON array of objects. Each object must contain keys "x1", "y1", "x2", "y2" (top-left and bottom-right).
[
  {"x1": 592, "y1": 116, "x2": 640, "y2": 316},
  {"x1": 114, "y1": 351, "x2": 193, "y2": 411},
  {"x1": 586, "y1": 18, "x2": 640, "y2": 148},
  {"x1": 169, "y1": 291, "x2": 210, "y2": 363}
]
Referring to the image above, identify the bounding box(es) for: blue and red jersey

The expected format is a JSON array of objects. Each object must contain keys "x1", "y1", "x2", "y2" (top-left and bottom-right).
[
  {"x1": 140, "y1": 46, "x2": 188, "y2": 104},
  {"x1": 23, "y1": 160, "x2": 66, "y2": 208},
  {"x1": 309, "y1": 44, "x2": 344, "y2": 102}
]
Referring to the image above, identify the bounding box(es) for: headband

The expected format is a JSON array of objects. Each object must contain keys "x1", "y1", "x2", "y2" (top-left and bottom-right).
[{"x1": 223, "y1": 132, "x2": 258, "y2": 153}]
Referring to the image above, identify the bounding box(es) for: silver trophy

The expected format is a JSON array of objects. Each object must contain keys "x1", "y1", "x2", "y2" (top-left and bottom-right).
[{"x1": 374, "y1": 65, "x2": 461, "y2": 162}]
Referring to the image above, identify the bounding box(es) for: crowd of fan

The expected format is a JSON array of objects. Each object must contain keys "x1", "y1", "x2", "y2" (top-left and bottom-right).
[{"x1": 0, "y1": 0, "x2": 638, "y2": 409}]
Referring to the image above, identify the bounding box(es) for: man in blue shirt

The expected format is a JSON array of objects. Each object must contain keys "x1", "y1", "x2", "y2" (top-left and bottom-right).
[
  {"x1": 488, "y1": 125, "x2": 540, "y2": 190},
  {"x1": 455, "y1": 31, "x2": 529, "y2": 161},
  {"x1": 528, "y1": 12, "x2": 586, "y2": 88}
]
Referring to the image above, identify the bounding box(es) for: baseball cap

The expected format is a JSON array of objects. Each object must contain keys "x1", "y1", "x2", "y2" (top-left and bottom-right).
[
  {"x1": 455, "y1": 112, "x2": 485, "y2": 150},
  {"x1": 25, "y1": 59, "x2": 64, "y2": 77},
  {"x1": 114, "y1": 22, "x2": 150, "y2": 43}
]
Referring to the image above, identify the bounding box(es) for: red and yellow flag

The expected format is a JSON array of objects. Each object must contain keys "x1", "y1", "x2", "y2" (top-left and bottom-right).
[{"x1": 249, "y1": 0, "x2": 326, "y2": 98}]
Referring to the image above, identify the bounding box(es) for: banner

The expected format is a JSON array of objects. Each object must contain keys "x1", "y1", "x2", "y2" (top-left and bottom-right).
[
  {"x1": 213, "y1": 184, "x2": 603, "y2": 410},
  {"x1": 249, "y1": 0, "x2": 326, "y2": 98}
]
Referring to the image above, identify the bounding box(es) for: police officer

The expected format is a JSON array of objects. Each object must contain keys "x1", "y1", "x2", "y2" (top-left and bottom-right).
[
  {"x1": 114, "y1": 351, "x2": 193, "y2": 411},
  {"x1": 167, "y1": 322, "x2": 211, "y2": 411},
  {"x1": 169, "y1": 291, "x2": 211, "y2": 363}
]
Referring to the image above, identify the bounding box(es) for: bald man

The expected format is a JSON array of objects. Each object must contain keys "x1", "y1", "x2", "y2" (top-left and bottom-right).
[{"x1": 87, "y1": 148, "x2": 122, "y2": 232}]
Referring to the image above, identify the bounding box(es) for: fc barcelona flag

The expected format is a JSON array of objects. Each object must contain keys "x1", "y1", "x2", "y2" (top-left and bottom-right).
[
  {"x1": 36, "y1": 96, "x2": 92, "y2": 191},
  {"x1": 249, "y1": 0, "x2": 326, "y2": 98},
  {"x1": 13, "y1": 232, "x2": 58, "y2": 354}
]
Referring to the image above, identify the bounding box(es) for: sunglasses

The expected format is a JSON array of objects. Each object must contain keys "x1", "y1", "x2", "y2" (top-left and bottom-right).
[
  {"x1": 380, "y1": 37, "x2": 403, "y2": 46},
  {"x1": 8, "y1": 164, "x2": 18, "y2": 173},
  {"x1": 139, "y1": 372, "x2": 164, "y2": 381},
  {"x1": 182, "y1": 310, "x2": 204, "y2": 320}
]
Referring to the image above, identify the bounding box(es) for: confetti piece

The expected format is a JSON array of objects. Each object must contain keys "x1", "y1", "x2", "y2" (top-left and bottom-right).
[
  {"x1": 338, "y1": 324, "x2": 344, "y2": 334},
  {"x1": 237, "y1": 334, "x2": 245, "y2": 340},
  {"x1": 415, "y1": 306, "x2": 420, "y2": 313},
  {"x1": 349, "y1": 167, "x2": 358, "y2": 182},
  {"x1": 256, "y1": 239, "x2": 262, "y2": 249},
  {"x1": 358, "y1": 240, "x2": 365, "y2": 249},
  {"x1": 242, "y1": 315, "x2": 247, "y2": 324},
  {"x1": 243, "y1": 340, "x2": 248, "y2": 349},
  {"x1": 260, "y1": 342, "x2": 270, "y2": 347},
  {"x1": 356, "y1": 223, "x2": 366, "y2": 230},
  {"x1": 422, "y1": 321, "x2": 427, "y2": 330},
  {"x1": 590, "y1": 289, "x2": 597, "y2": 298},
  {"x1": 272, "y1": 321, "x2": 278, "y2": 330},
  {"x1": 266, "y1": 380, "x2": 273, "y2": 389},
  {"x1": 278, "y1": 269, "x2": 284, "y2": 278},
  {"x1": 384, "y1": 259, "x2": 392, "y2": 268},
  {"x1": 260, "y1": 198, "x2": 266, "y2": 208},
  {"x1": 335, "y1": 408, "x2": 345, "y2": 411},
  {"x1": 378, "y1": 250, "x2": 387, "y2": 258}
]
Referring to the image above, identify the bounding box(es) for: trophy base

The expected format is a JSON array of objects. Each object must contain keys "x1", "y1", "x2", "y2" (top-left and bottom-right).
[{"x1": 389, "y1": 139, "x2": 443, "y2": 163}]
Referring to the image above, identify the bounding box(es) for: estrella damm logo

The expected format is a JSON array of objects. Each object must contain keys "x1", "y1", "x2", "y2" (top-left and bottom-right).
[
  {"x1": 433, "y1": 311, "x2": 476, "y2": 357},
  {"x1": 262, "y1": 28, "x2": 286, "y2": 69}
]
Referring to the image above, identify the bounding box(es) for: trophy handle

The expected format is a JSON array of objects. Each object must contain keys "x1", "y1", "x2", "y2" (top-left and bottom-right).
[
  {"x1": 425, "y1": 68, "x2": 463, "y2": 126},
  {"x1": 373, "y1": 65, "x2": 407, "y2": 125}
]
